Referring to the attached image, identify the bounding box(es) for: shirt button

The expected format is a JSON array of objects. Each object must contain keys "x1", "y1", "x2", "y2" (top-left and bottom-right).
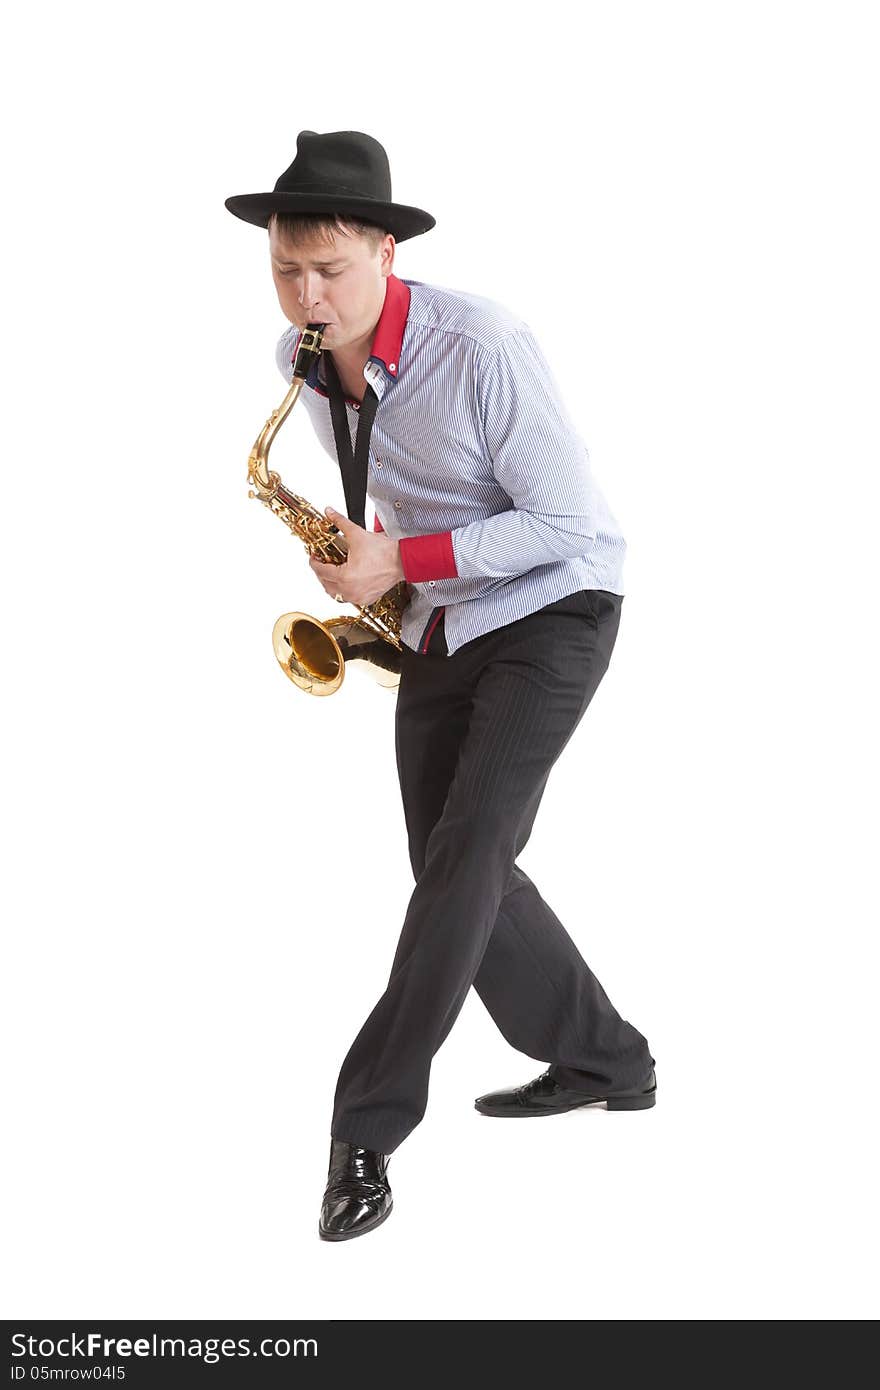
[
  {"x1": 393, "y1": 500, "x2": 402, "y2": 509},
  {"x1": 428, "y1": 580, "x2": 436, "y2": 587},
  {"x1": 375, "y1": 459, "x2": 383, "y2": 468}
]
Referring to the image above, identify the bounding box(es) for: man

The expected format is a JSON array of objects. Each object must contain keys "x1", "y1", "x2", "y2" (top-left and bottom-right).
[{"x1": 226, "y1": 130, "x2": 656, "y2": 1244}]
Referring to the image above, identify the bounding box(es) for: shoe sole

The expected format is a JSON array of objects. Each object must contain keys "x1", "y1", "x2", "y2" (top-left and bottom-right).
[
  {"x1": 318, "y1": 1199, "x2": 394, "y2": 1242},
  {"x1": 474, "y1": 1092, "x2": 656, "y2": 1116}
]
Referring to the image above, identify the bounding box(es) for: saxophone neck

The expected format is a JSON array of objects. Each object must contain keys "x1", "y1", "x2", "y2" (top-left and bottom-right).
[{"x1": 248, "y1": 322, "x2": 327, "y2": 496}]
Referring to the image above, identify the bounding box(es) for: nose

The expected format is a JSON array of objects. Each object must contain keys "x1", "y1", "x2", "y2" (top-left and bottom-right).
[{"x1": 298, "y1": 271, "x2": 322, "y2": 310}]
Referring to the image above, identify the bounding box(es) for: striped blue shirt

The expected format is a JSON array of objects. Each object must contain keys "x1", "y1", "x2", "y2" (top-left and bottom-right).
[{"x1": 275, "y1": 274, "x2": 626, "y2": 655}]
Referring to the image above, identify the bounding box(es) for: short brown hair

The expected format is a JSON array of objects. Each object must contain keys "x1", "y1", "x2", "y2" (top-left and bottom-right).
[{"x1": 268, "y1": 211, "x2": 388, "y2": 254}]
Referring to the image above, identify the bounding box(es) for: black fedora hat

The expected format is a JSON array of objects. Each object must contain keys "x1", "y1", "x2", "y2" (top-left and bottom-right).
[{"x1": 224, "y1": 129, "x2": 435, "y2": 243}]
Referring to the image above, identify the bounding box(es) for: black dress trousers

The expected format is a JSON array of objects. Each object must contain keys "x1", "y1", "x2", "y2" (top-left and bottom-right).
[{"x1": 330, "y1": 588, "x2": 655, "y2": 1155}]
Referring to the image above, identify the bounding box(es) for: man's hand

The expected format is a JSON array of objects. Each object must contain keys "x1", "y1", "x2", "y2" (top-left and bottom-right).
[{"x1": 310, "y1": 507, "x2": 405, "y2": 606}]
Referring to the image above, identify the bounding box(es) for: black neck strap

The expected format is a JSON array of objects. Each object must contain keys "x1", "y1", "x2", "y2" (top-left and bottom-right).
[{"x1": 323, "y1": 351, "x2": 379, "y2": 530}]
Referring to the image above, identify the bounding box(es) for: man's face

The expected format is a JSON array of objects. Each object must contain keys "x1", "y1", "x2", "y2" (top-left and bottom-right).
[{"x1": 268, "y1": 223, "x2": 395, "y2": 353}]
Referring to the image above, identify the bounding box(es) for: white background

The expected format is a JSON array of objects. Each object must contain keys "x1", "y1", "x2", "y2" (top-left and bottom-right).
[{"x1": 3, "y1": 0, "x2": 878, "y2": 1322}]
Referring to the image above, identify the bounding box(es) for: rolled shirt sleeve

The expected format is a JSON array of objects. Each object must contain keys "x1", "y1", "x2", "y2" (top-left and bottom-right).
[{"x1": 448, "y1": 328, "x2": 602, "y2": 581}]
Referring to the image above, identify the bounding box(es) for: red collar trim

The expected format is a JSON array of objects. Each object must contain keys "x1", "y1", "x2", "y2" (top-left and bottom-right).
[{"x1": 368, "y1": 273, "x2": 410, "y2": 379}]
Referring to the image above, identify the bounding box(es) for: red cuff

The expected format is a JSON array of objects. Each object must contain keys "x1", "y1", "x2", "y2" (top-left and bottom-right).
[{"x1": 398, "y1": 531, "x2": 458, "y2": 582}]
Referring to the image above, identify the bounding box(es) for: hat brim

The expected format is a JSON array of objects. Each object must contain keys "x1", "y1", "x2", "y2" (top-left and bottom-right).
[{"x1": 224, "y1": 191, "x2": 435, "y2": 243}]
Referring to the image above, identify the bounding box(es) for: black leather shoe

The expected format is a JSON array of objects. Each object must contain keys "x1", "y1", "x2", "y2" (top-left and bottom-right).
[
  {"x1": 318, "y1": 1138, "x2": 393, "y2": 1242},
  {"x1": 474, "y1": 1066, "x2": 657, "y2": 1117}
]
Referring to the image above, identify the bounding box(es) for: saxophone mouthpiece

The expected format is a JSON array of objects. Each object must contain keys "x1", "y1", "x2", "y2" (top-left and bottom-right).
[{"x1": 293, "y1": 323, "x2": 327, "y2": 379}]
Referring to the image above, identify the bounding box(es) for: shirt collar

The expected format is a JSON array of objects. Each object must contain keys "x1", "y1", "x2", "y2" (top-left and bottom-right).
[{"x1": 306, "y1": 273, "x2": 411, "y2": 404}]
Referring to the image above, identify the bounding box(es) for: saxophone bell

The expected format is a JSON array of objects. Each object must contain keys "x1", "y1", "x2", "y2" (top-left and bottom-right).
[{"x1": 272, "y1": 610, "x2": 403, "y2": 697}]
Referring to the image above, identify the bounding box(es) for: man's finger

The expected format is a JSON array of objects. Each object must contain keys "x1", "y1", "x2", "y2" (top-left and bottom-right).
[{"x1": 325, "y1": 505, "x2": 356, "y2": 530}]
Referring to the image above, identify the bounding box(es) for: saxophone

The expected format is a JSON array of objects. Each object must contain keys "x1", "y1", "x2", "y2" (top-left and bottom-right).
[{"x1": 247, "y1": 322, "x2": 411, "y2": 696}]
